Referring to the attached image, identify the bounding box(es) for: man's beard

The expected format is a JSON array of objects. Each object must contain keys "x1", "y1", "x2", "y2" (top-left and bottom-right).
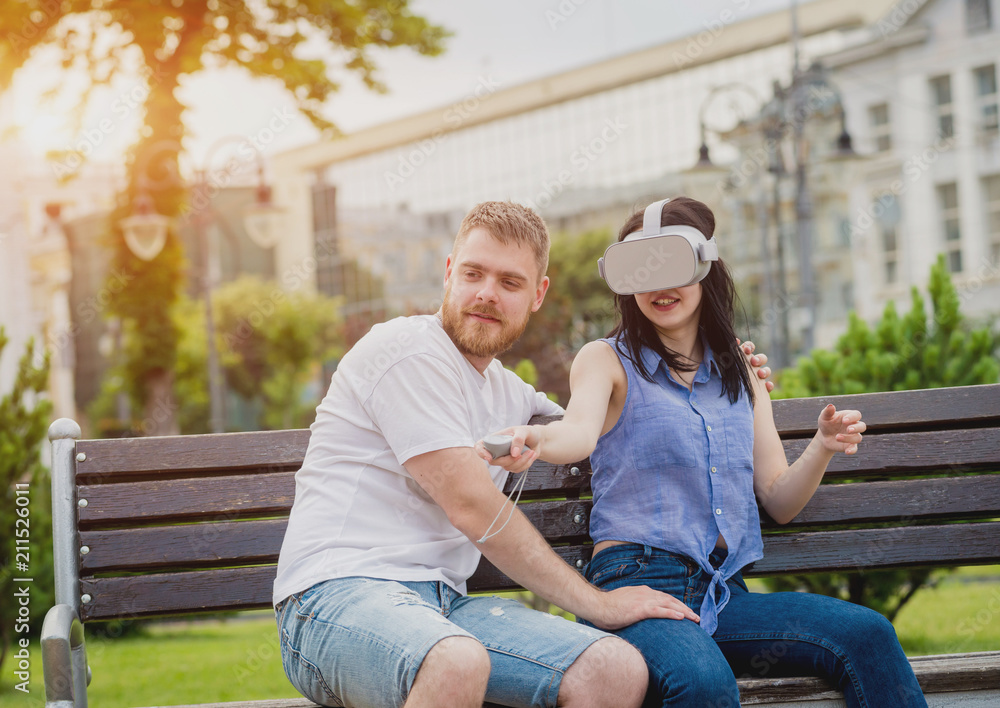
[{"x1": 440, "y1": 288, "x2": 530, "y2": 360}]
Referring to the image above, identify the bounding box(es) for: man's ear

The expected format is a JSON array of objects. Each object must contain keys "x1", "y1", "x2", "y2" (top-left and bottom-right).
[
  {"x1": 531, "y1": 276, "x2": 550, "y2": 312},
  {"x1": 444, "y1": 254, "x2": 454, "y2": 287}
]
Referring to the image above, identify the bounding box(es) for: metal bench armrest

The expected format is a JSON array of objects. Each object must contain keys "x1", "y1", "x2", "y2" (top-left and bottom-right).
[{"x1": 42, "y1": 603, "x2": 89, "y2": 708}]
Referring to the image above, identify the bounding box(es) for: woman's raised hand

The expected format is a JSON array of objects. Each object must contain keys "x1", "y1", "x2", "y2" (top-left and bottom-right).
[{"x1": 817, "y1": 404, "x2": 866, "y2": 455}]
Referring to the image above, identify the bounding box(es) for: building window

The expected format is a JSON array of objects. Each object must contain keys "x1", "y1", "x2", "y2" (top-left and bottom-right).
[
  {"x1": 875, "y1": 192, "x2": 900, "y2": 284},
  {"x1": 869, "y1": 103, "x2": 891, "y2": 152},
  {"x1": 842, "y1": 282, "x2": 855, "y2": 313},
  {"x1": 967, "y1": 0, "x2": 993, "y2": 33},
  {"x1": 937, "y1": 183, "x2": 963, "y2": 273},
  {"x1": 985, "y1": 175, "x2": 1000, "y2": 267},
  {"x1": 930, "y1": 75, "x2": 955, "y2": 140},
  {"x1": 974, "y1": 65, "x2": 999, "y2": 138}
]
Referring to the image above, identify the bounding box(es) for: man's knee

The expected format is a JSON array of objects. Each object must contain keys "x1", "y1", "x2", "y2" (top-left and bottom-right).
[
  {"x1": 418, "y1": 636, "x2": 491, "y2": 684},
  {"x1": 560, "y1": 637, "x2": 648, "y2": 706}
]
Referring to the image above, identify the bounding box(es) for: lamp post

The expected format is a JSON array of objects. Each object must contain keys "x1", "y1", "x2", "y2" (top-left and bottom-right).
[
  {"x1": 119, "y1": 141, "x2": 284, "y2": 434},
  {"x1": 782, "y1": 61, "x2": 856, "y2": 355},
  {"x1": 693, "y1": 58, "x2": 855, "y2": 363},
  {"x1": 693, "y1": 83, "x2": 793, "y2": 367}
]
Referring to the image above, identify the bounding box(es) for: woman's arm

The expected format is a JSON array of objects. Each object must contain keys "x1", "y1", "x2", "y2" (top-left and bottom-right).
[
  {"x1": 477, "y1": 340, "x2": 621, "y2": 467},
  {"x1": 750, "y1": 369, "x2": 866, "y2": 525}
]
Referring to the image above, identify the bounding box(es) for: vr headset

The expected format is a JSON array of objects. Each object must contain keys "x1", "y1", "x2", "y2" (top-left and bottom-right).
[{"x1": 597, "y1": 198, "x2": 719, "y2": 295}]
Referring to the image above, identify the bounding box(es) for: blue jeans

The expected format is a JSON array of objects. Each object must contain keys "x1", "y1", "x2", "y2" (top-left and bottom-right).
[
  {"x1": 275, "y1": 576, "x2": 611, "y2": 708},
  {"x1": 583, "y1": 544, "x2": 927, "y2": 708}
]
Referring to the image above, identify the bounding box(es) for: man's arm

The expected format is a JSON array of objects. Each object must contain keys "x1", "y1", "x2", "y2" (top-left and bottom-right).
[{"x1": 405, "y1": 446, "x2": 699, "y2": 629}]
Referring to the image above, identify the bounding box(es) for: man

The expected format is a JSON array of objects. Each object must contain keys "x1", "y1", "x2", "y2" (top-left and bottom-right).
[{"x1": 274, "y1": 202, "x2": 710, "y2": 708}]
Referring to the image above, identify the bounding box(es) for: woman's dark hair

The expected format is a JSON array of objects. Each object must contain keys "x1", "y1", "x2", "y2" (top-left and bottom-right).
[{"x1": 607, "y1": 196, "x2": 755, "y2": 405}]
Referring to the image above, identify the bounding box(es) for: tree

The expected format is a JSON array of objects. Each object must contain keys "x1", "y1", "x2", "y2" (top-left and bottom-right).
[
  {"x1": 778, "y1": 256, "x2": 998, "y2": 397},
  {"x1": 0, "y1": 329, "x2": 53, "y2": 668},
  {"x1": 171, "y1": 276, "x2": 345, "y2": 432},
  {"x1": 1, "y1": 0, "x2": 448, "y2": 434},
  {"x1": 768, "y1": 255, "x2": 999, "y2": 620},
  {"x1": 506, "y1": 228, "x2": 617, "y2": 401}
]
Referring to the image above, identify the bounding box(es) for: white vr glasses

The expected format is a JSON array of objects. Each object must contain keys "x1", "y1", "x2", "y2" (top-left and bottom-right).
[{"x1": 597, "y1": 198, "x2": 719, "y2": 295}]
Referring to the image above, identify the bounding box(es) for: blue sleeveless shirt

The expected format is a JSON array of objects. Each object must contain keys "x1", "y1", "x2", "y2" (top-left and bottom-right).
[{"x1": 589, "y1": 337, "x2": 763, "y2": 636}]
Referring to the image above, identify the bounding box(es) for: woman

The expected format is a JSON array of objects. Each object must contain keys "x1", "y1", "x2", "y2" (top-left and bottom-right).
[{"x1": 478, "y1": 197, "x2": 925, "y2": 707}]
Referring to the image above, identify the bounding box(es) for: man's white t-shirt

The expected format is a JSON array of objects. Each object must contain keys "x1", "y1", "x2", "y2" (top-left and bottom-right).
[{"x1": 273, "y1": 314, "x2": 563, "y2": 605}]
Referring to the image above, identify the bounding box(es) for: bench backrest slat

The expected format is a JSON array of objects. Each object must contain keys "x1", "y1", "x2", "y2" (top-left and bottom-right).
[
  {"x1": 770, "y1": 384, "x2": 1000, "y2": 436},
  {"x1": 751, "y1": 521, "x2": 1000, "y2": 574},
  {"x1": 81, "y1": 566, "x2": 277, "y2": 621},
  {"x1": 76, "y1": 472, "x2": 296, "y2": 527},
  {"x1": 75, "y1": 429, "x2": 310, "y2": 479}
]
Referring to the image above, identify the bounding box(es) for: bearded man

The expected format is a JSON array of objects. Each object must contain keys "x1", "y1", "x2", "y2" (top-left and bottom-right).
[{"x1": 274, "y1": 202, "x2": 703, "y2": 708}]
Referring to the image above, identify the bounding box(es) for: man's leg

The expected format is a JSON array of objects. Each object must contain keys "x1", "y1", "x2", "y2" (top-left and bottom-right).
[
  {"x1": 556, "y1": 636, "x2": 648, "y2": 708},
  {"x1": 277, "y1": 577, "x2": 485, "y2": 708},
  {"x1": 445, "y1": 591, "x2": 647, "y2": 708},
  {"x1": 404, "y1": 636, "x2": 490, "y2": 708}
]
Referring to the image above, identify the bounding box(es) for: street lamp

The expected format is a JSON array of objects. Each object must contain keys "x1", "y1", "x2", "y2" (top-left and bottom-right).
[
  {"x1": 694, "y1": 82, "x2": 763, "y2": 170},
  {"x1": 119, "y1": 191, "x2": 170, "y2": 261},
  {"x1": 780, "y1": 60, "x2": 856, "y2": 355},
  {"x1": 691, "y1": 83, "x2": 795, "y2": 367},
  {"x1": 119, "y1": 141, "x2": 283, "y2": 434},
  {"x1": 243, "y1": 164, "x2": 285, "y2": 249}
]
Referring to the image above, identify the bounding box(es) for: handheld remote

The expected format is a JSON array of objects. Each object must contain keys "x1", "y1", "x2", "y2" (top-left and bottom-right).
[{"x1": 482, "y1": 434, "x2": 513, "y2": 459}]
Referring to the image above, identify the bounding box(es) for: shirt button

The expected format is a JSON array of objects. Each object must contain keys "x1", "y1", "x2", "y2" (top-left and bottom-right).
[
  {"x1": 707, "y1": 425, "x2": 712, "y2": 431},
  {"x1": 715, "y1": 508, "x2": 722, "y2": 515},
  {"x1": 711, "y1": 467, "x2": 717, "y2": 473}
]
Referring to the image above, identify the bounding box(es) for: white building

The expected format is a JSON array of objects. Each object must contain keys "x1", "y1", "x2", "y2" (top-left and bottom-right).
[
  {"x1": 826, "y1": 0, "x2": 1000, "y2": 326},
  {"x1": 271, "y1": 0, "x2": 896, "y2": 333}
]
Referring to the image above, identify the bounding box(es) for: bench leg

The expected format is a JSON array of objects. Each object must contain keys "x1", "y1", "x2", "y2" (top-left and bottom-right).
[{"x1": 42, "y1": 603, "x2": 89, "y2": 708}]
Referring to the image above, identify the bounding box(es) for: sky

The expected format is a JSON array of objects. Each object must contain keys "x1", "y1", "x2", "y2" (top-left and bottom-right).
[{"x1": 2, "y1": 0, "x2": 797, "y2": 171}]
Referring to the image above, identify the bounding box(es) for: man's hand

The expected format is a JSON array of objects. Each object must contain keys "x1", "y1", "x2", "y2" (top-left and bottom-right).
[
  {"x1": 738, "y1": 339, "x2": 774, "y2": 393},
  {"x1": 817, "y1": 404, "x2": 866, "y2": 455},
  {"x1": 590, "y1": 586, "x2": 700, "y2": 630}
]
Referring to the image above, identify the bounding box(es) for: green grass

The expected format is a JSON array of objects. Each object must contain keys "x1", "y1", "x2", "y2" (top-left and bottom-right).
[
  {"x1": 0, "y1": 611, "x2": 300, "y2": 707},
  {"x1": 3, "y1": 572, "x2": 998, "y2": 707},
  {"x1": 895, "y1": 567, "x2": 1000, "y2": 656}
]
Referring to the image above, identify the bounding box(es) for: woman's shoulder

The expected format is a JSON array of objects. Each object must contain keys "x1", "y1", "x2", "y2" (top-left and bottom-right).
[
  {"x1": 578, "y1": 338, "x2": 620, "y2": 363},
  {"x1": 573, "y1": 339, "x2": 627, "y2": 384}
]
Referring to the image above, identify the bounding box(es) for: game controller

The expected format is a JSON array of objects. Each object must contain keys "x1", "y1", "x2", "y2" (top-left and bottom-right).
[
  {"x1": 482, "y1": 434, "x2": 531, "y2": 459},
  {"x1": 482, "y1": 434, "x2": 513, "y2": 459}
]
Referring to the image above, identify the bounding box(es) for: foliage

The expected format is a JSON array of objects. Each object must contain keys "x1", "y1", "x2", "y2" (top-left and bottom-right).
[
  {"x1": 0, "y1": 0, "x2": 448, "y2": 433},
  {"x1": 0, "y1": 329, "x2": 53, "y2": 667},
  {"x1": 506, "y1": 358, "x2": 558, "y2": 404},
  {"x1": 765, "y1": 256, "x2": 999, "y2": 620},
  {"x1": 173, "y1": 276, "x2": 345, "y2": 432},
  {"x1": 775, "y1": 255, "x2": 998, "y2": 398},
  {"x1": 506, "y1": 228, "x2": 617, "y2": 401}
]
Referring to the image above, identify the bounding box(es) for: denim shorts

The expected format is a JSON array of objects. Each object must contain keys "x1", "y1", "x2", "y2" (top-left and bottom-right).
[{"x1": 275, "y1": 576, "x2": 611, "y2": 708}]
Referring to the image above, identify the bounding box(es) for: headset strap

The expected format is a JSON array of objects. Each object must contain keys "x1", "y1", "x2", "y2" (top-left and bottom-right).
[{"x1": 642, "y1": 198, "x2": 672, "y2": 236}]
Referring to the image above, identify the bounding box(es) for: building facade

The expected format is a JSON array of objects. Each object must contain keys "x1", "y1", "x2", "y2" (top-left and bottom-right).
[
  {"x1": 271, "y1": 0, "x2": 898, "y2": 353},
  {"x1": 825, "y1": 0, "x2": 1000, "y2": 327}
]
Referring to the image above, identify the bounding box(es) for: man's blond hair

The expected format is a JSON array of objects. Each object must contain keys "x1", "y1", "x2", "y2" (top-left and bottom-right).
[{"x1": 453, "y1": 202, "x2": 549, "y2": 281}]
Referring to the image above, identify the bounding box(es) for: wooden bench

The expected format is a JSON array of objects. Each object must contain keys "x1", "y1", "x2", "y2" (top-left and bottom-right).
[{"x1": 42, "y1": 384, "x2": 1000, "y2": 707}]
